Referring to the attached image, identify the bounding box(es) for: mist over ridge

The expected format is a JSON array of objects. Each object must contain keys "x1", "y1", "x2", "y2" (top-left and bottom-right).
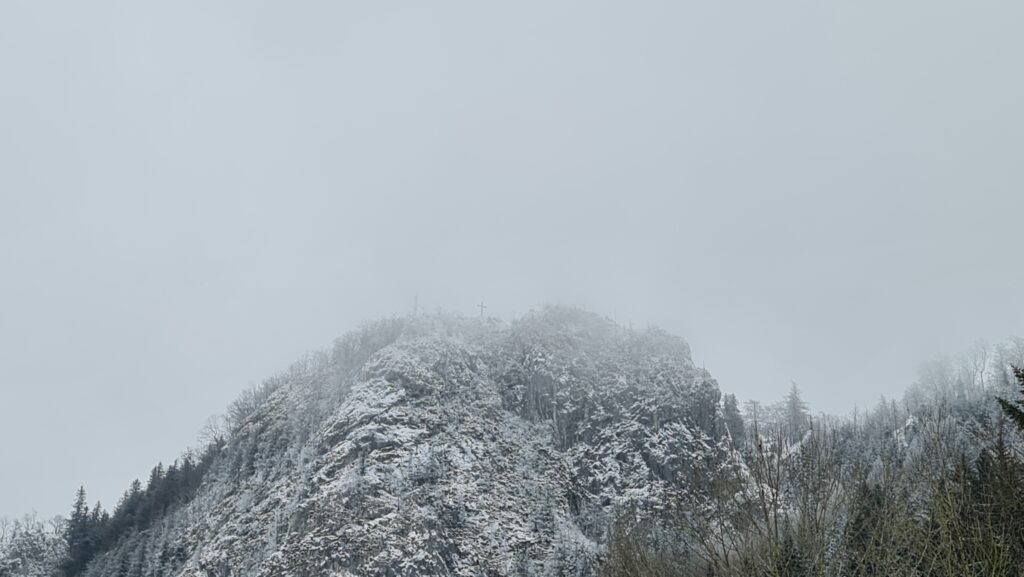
[{"x1": 2, "y1": 1, "x2": 1023, "y2": 574}]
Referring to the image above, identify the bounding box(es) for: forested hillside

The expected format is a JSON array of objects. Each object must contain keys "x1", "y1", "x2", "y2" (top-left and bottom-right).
[
  {"x1": 605, "y1": 343, "x2": 1024, "y2": 576},
  {"x1": 2, "y1": 309, "x2": 1022, "y2": 577}
]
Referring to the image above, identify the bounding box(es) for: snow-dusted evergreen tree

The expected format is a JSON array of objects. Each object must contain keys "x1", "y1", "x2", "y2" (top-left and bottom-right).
[
  {"x1": 62, "y1": 487, "x2": 93, "y2": 576},
  {"x1": 996, "y1": 365, "x2": 1024, "y2": 431},
  {"x1": 784, "y1": 382, "x2": 810, "y2": 442},
  {"x1": 723, "y1": 393, "x2": 745, "y2": 443}
]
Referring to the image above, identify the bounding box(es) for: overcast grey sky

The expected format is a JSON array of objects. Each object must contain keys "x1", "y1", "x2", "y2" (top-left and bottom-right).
[{"x1": 2, "y1": 1, "x2": 1022, "y2": 519}]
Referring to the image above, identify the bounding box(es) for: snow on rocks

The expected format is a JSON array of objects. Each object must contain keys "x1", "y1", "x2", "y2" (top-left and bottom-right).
[{"x1": 83, "y1": 307, "x2": 730, "y2": 577}]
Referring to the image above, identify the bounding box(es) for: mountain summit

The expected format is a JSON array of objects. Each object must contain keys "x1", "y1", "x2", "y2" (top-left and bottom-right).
[{"x1": 81, "y1": 307, "x2": 732, "y2": 577}]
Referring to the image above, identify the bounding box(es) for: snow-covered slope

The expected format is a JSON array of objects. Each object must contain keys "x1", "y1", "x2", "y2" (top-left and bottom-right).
[{"x1": 83, "y1": 307, "x2": 732, "y2": 577}]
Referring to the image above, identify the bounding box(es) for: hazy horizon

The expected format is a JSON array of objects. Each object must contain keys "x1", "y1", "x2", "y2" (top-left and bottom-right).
[{"x1": 2, "y1": 0, "x2": 1022, "y2": 521}]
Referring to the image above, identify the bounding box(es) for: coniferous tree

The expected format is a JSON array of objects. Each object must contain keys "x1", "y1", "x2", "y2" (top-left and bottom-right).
[
  {"x1": 62, "y1": 487, "x2": 93, "y2": 576},
  {"x1": 996, "y1": 366, "x2": 1024, "y2": 431},
  {"x1": 145, "y1": 464, "x2": 164, "y2": 495},
  {"x1": 87, "y1": 502, "x2": 108, "y2": 551},
  {"x1": 180, "y1": 455, "x2": 198, "y2": 496},
  {"x1": 784, "y1": 382, "x2": 810, "y2": 442},
  {"x1": 161, "y1": 462, "x2": 180, "y2": 513},
  {"x1": 111, "y1": 479, "x2": 143, "y2": 536},
  {"x1": 968, "y1": 427, "x2": 1024, "y2": 562},
  {"x1": 723, "y1": 393, "x2": 745, "y2": 443}
]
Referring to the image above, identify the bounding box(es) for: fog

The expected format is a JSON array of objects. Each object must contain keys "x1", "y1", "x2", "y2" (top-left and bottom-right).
[{"x1": 1, "y1": 1, "x2": 1022, "y2": 520}]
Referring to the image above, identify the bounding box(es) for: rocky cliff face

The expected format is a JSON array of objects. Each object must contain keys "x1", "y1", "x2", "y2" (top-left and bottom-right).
[{"x1": 83, "y1": 307, "x2": 733, "y2": 577}]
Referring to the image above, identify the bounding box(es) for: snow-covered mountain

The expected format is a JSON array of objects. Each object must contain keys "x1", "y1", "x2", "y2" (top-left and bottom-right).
[{"x1": 81, "y1": 307, "x2": 735, "y2": 577}]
